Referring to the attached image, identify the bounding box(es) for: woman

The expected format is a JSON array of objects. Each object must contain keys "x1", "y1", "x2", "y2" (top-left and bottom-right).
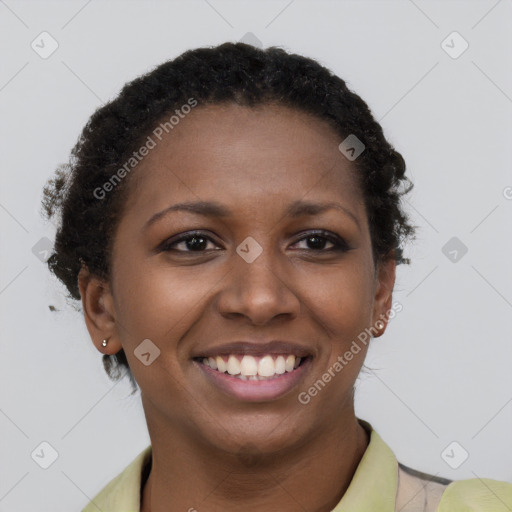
[{"x1": 42, "y1": 42, "x2": 511, "y2": 511}]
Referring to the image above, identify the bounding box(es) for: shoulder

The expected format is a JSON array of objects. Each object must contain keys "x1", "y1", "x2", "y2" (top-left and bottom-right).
[
  {"x1": 438, "y1": 477, "x2": 512, "y2": 512},
  {"x1": 396, "y1": 463, "x2": 512, "y2": 512},
  {"x1": 81, "y1": 445, "x2": 152, "y2": 512}
]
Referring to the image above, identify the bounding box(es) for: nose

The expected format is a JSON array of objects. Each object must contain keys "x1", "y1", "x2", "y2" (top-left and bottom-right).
[{"x1": 216, "y1": 247, "x2": 301, "y2": 326}]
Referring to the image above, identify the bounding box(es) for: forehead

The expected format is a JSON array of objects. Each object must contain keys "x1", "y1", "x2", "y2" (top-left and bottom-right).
[{"x1": 122, "y1": 103, "x2": 364, "y2": 220}]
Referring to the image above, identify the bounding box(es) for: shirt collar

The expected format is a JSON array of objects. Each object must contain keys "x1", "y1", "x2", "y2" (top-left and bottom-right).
[
  {"x1": 332, "y1": 420, "x2": 398, "y2": 511},
  {"x1": 83, "y1": 445, "x2": 151, "y2": 512}
]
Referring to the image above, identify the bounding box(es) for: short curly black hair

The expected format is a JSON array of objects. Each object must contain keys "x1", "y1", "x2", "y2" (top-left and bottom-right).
[{"x1": 41, "y1": 42, "x2": 416, "y2": 390}]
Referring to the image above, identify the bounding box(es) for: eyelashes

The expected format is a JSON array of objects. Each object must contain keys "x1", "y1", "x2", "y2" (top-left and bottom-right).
[
  {"x1": 159, "y1": 230, "x2": 350, "y2": 254},
  {"x1": 292, "y1": 231, "x2": 349, "y2": 252},
  {"x1": 159, "y1": 232, "x2": 217, "y2": 253}
]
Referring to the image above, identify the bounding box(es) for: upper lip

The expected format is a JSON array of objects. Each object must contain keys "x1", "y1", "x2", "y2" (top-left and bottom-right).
[{"x1": 192, "y1": 340, "x2": 314, "y2": 359}]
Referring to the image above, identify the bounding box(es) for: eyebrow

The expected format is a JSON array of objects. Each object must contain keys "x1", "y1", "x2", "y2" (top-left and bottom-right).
[{"x1": 143, "y1": 199, "x2": 360, "y2": 231}]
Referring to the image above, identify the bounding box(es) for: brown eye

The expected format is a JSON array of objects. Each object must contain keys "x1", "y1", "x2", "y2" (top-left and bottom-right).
[
  {"x1": 160, "y1": 232, "x2": 219, "y2": 253},
  {"x1": 292, "y1": 231, "x2": 349, "y2": 252},
  {"x1": 300, "y1": 235, "x2": 334, "y2": 250},
  {"x1": 180, "y1": 236, "x2": 209, "y2": 251}
]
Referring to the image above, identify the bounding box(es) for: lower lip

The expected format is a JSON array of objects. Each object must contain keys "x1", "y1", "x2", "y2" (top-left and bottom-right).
[{"x1": 195, "y1": 358, "x2": 311, "y2": 402}]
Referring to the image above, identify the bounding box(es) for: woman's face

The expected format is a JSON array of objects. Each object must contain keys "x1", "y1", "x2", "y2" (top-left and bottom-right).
[{"x1": 82, "y1": 103, "x2": 395, "y2": 455}]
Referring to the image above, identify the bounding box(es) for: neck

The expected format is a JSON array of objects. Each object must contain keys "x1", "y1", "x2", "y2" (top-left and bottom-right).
[{"x1": 141, "y1": 411, "x2": 369, "y2": 512}]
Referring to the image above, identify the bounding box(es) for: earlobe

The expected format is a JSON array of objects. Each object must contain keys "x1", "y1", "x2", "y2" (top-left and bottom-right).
[
  {"x1": 371, "y1": 256, "x2": 396, "y2": 338},
  {"x1": 77, "y1": 264, "x2": 122, "y2": 354}
]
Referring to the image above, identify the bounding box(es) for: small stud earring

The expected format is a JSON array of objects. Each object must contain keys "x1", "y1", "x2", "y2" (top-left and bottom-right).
[{"x1": 102, "y1": 338, "x2": 108, "y2": 347}]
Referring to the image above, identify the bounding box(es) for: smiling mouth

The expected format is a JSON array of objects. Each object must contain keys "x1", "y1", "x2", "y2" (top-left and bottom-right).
[{"x1": 194, "y1": 354, "x2": 309, "y2": 381}]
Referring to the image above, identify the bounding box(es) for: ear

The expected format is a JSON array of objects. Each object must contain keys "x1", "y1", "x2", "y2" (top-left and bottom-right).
[
  {"x1": 77, "y1": 263, "x2": 123, "y2": 355},
  {"x1": 371, "y1": 254, "x2": 397, "y2": 338}
]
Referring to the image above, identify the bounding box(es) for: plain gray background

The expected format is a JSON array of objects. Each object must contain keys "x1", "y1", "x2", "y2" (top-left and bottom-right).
[{"x1": 1, "y1": 1, "x2": 511, "y2": 510}]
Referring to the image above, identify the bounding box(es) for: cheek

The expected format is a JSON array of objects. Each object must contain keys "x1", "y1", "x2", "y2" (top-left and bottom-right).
[
  {"x1": 302, "y1": 261, "x2": 375, "y2": 383},
  {"x1": 111, "y1": 256, "x2": 212, "y2": 349},
  {"x1": 303, "y1": 263, "x2": 374, "y2": 338},
  {"x1": 110, "y1": 260, "x2": 212, "y2": 397}
]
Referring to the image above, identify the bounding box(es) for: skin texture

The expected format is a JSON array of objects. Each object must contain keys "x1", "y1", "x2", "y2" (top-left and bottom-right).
[{"x1": 78, "y1": 104, "x2": 396, "y2": 512}]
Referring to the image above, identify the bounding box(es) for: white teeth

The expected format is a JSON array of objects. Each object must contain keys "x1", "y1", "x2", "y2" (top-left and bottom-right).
[
  {"x1": 240, "y1": 355, "x2": 258, "y2": 376},
  {"x1": 227, "y1": 355, "x2": 241, "y2": 375},
  {"x1": 275, "y1": 355, "x2": 286, "y2": 374},
  {"x1": 258, "y1": 355, "x2": 275, "y2": 377},
  {"x1": 202, "y1": 353, "x2": 304, "y2": 378},
  {"x1": 285, "y1": 355, "x2": 295, "y2": 372},
  {"x1": 216, "y1": 356, "x2": 227, "y2": 373}
]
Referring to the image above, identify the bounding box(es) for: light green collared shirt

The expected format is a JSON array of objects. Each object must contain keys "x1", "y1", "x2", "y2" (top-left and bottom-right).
[{"x1": 82, "y1": 422, "x2": 512, "y2": 511}]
